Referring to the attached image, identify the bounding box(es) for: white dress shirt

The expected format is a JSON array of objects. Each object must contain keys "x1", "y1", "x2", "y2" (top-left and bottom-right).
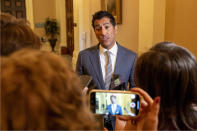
[
  {"x1": 112, "y1": 104, "x2": 117, "y2": 114},
  {"x1": 99, "y1": 42, "x2": 118, "y2": 82}
]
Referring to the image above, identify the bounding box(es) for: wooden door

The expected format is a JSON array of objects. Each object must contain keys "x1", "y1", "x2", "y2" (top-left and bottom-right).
[
  {"x1": 0, "y1": 0, "x2": 26, "y2": 19},
  {"x1": 65, "y1": 0, "x2": 74, "y2": 56}
]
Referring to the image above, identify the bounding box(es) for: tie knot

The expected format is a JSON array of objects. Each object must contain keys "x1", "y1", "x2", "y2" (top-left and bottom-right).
[{"x1": 106, "y1": 51, "x2": 110, "y2": 57}]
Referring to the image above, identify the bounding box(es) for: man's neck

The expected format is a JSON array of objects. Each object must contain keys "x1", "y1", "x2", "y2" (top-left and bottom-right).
[
  {"x1": 99, "y1": 42, "x2": 117, "y2": 54},
  {"x1": 100, "y1": 42, "x2": 116, "y2": 50}
]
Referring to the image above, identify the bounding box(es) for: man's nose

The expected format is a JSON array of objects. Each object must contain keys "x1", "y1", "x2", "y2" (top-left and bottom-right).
[{"x1": 100, "y1": 28, "x2": 107, "y2": 35}]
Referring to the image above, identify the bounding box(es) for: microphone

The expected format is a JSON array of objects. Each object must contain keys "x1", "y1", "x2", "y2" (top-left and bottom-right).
[
  {"x1": 79, "y1": 75, "x2": 92, "y2": 88},
  {"x1": 79, "y1": 75, "x2": 94, "y2": 95},
  {"x1": 109, "y1": 74, "x2": 126, "y2": 90}
]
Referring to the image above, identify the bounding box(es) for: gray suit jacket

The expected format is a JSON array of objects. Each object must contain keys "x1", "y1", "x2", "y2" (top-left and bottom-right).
[{"x1": 76, "y1": 43, "x2": 137, "y2": 90}]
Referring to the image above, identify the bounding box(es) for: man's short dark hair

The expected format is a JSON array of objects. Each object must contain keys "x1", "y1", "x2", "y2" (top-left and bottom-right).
[
  {"x1": 92, "y1": 11, "x2": 116, "y2": 29},
  {"x1": 110, "y1": 95, "x2": 116, "y2": 100}
]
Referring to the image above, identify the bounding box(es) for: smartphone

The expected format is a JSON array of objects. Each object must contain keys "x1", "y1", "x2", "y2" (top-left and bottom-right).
[{"x1": 89, "y1": 90, "x2": 141, "y2": 117}]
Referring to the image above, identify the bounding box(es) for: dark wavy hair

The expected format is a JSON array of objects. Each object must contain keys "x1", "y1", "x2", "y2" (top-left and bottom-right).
[
  {"x1": 0, "y1": 13, "x2": 41, "y2": 56},
  {"x1": 135, "y1": 42, "x2": 197, "y2": 130},
  {"x1": 92, "y1": 10, "x2": 116, "y2": 29},
  {"x1": 1, "y1": 49, "x2": 98, "y2": 130}
]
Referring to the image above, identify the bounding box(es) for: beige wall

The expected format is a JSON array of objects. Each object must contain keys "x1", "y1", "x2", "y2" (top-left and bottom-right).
[
  {"x1": 165, "y1": 0, "x2": 197, "y2": 57},
  {"x1": 138, "y1": 0, "x2": 155, "y2": 55},
  {"x1": 32, "y1": 0, "x2": 67, "y2": 53},
  {"x1": 137, "y1": 0, "x2": 166, "y2": 55},
  {"x1": 153, "y1": 0, "x2": 166, "y2": 45},
  {"x1": 33, "y1": 0, "x2": 56, "y2": 37},
  {"x1": 116, "y1": 0, "x2": 139, "y2": 53},
  {"x1": 29, "y1": 0, "x2": 197, "y2": 58}
]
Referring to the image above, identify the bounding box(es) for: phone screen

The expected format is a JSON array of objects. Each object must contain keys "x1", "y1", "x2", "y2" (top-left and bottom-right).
[{"x1": 90, "y1": 91, "x2": 140, "y2": 116}]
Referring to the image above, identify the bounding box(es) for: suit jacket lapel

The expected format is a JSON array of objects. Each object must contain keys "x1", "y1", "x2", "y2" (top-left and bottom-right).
[
  {"x1": 89, "y1": 44, "x2": 105, "y2": 89},
  {"x1": 114, "y1": 43, "x2": 123, "y2": 74}
]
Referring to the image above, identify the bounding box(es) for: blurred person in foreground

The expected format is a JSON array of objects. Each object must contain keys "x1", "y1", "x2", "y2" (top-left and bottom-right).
[
  {"x1": 0, "y1": 12, "x2": 41, "y2": 56},
  {"x1": 116, "y1": 42, "x2": 197, "y2": 130},
  {"x1": 0, "y1": 49, "x2": 98, "y2": 130}
]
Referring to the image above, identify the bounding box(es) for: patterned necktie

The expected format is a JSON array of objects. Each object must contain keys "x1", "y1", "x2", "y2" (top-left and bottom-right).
[{"x1": 105, "y1": 51, "x2": 112, "y2": 89}]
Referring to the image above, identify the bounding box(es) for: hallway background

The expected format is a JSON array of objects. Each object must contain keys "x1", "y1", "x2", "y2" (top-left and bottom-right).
[{"x1": 1, "y1": 0, "x2": 197, "y2": 69}]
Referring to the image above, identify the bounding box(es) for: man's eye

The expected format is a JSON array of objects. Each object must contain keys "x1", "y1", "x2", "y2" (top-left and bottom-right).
[{"x1": 104, "y1": 26, "x2": 109, "y2": 29}]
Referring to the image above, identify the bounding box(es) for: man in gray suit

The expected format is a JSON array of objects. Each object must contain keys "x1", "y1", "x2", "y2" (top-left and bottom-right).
[
  {"x1": 76, "y1": 11, "x2": 137, "y2": 90},
  {"x1": 76, "y1": 10, "x2": 137, "y2": 130}
]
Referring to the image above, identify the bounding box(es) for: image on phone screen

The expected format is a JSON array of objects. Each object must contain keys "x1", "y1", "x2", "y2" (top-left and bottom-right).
[{"x1": 90, "y1": 92, "x2": 140, "y2": 116}]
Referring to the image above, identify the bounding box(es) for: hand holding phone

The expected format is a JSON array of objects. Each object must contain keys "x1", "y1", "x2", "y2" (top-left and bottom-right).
[
  {"x1": 89, "y1": 90, "x2": 141, "y2": 117},
  {"x1": 115, "y1": 88, "x2": 161, "y2": 130}
]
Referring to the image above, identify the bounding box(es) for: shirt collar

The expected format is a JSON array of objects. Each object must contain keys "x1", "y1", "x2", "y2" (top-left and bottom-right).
[{"x1": 99, "y1": 42, "x2": 118, "y2": 56}]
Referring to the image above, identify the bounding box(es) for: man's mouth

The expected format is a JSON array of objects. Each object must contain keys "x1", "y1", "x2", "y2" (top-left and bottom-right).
[{"x1": 100, "y1": 37, "x2": 109, "y2": 41}]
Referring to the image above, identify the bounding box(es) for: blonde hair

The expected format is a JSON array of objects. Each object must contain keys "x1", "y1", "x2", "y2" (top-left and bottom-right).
[{"x1": 1, "y1": 49, "x2": 97, "y2": 130}]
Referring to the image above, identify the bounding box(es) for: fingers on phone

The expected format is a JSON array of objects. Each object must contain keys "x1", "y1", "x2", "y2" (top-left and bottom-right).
[
  {"x1": 117, "y1": 115, "x2": 132, "y2": 121},
  {"x1": 141, "y1": 99, "x2": 148, "y2": 108},
  {"x1": 82, "y1": 87, "x2": 88, "y2": 95},
  {"x1": 131, "y1": 88, "x2": 153, "y2": 107}
]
